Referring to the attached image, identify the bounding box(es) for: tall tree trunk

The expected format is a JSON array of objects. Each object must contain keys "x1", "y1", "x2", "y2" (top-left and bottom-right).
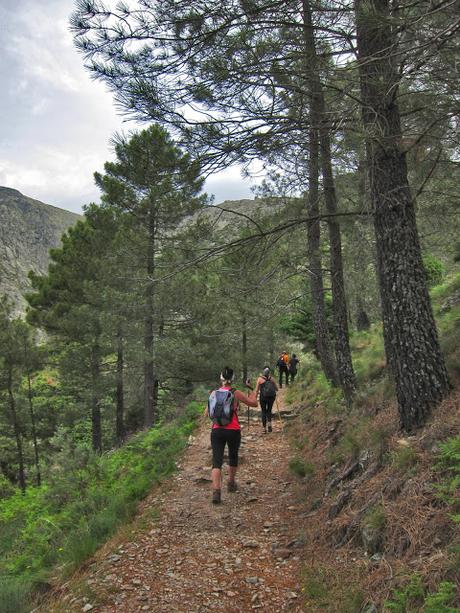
[
  {"x1": 7, "y1": 367, "x2": 26, "y2": 492},
  {"x1": 322, "y1": 138, "x2": 357, "y2": 403},
  {"x1": 241, "y1": 314, "x2": 248, "y2": 383},
  {"x1": 90, "y1": 340, "x2": 102, "y2": 452},
  {"x1": 116, "y1": 324, "x2": 125, "y2": 445},
  {"x1": 144, "y1": 209, "x2": 156, "y2": 428},
  {"x1": 355, "y1": 0, "x2": 450, "y2": 430},
  {"x1": 302, "y1": 0, "x2": 355, "y2": 401},
  {"x1": 302, "y1": 0, "x2": 338, "y2": 386},
  {"x1": 27, "y1": 370, "x2": 41, "y2": 486}
]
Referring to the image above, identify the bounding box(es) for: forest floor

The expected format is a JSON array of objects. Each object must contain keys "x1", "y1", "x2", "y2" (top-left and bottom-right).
[{"x1": 38, "y1": 389, "x2": 308, "y2": 613}]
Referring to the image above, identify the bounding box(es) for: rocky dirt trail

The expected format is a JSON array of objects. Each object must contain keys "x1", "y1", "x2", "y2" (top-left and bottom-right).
[{"x1": 43, "y1": 390, "x2": 307, "y2": 613}]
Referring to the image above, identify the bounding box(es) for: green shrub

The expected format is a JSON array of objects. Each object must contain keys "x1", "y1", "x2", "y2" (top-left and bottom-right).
[
  {"x1": 384, "y1": 574, "x2": 425, "y2": 612},
  {"x1": 434, "y1": 436, "x2": 460, "y2": 521},
  {"x1": 424, "y1": 582, "x2": 459, "y2": 612},
  {"x1": 423, "y1": 254, "x2": 445, "y2": 287},
  {"x1": 384, "y1": 576, "x2": 459, "y2": 612}
]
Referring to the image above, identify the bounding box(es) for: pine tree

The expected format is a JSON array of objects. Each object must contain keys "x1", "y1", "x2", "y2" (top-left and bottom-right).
[
  {"x1": 27, "y1": 206, "x2": 121, "y2": 451},
  {"x1": 355, "y1": 0, "x2": 451, "y2": 429},
  {"x1": 95, "y1": 125, "x2": 207, "y2": 427}
]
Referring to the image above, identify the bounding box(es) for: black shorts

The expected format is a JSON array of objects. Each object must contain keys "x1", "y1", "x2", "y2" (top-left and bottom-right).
[{"x1": 211, "y1": 428, "x2": 241, "y2": 469}]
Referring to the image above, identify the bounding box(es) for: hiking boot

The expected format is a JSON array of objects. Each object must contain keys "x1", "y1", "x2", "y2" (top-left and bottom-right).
[
  {"x1": 267, "y1": 424, "x2": 272, "y2": 433},
  {"x1": 227, "y1": 481, "x2": 238, "y2": 493},
  {"x1": 212, "y1": 489, "x2": 221, "y2": 504}
]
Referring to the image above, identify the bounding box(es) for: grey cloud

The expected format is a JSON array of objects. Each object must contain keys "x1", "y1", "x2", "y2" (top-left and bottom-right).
[{"x1": 0, "y1": 0, "x2": 258, "y2": 214}]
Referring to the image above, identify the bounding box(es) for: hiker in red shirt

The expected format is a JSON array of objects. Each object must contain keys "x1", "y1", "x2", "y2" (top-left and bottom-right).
[{"x1": 206, "y1": 366, "x2": 258, "y2": 504}]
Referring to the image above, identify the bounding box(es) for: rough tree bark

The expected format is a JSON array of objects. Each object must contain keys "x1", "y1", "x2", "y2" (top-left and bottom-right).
[
  {"x1": 355, "y1": 0, "x2": 451, "y2": 430},
  {"x1": 321, "y1": 132, "x2": 357, "y2": 402},
  {"x1": 304, "y1": 137, "x2": 339, "y2": 385},
  {"x1": 302, "y1": 0, "x2": 356, "y2": 402}
]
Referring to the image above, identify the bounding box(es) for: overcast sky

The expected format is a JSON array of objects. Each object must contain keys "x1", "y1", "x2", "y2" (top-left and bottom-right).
[{"x1": 0, "y1": 0, "x2": 256, "y2": 214}]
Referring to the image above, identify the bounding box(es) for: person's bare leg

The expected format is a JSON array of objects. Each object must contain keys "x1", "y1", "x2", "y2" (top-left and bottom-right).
[
  {"x1": 211, "y1": 468, "x2": 222, "y2": 503},
  {"x1": 212, "y1": 468, "x2": 222, "y2": 490},
  {"x1": 227, "y1": 465, "x2": 238, "y2": 492}
]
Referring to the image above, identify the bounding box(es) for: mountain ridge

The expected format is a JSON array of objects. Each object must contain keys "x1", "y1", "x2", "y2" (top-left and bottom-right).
[
  {"x1": 0, "y1": 186, "x2": 274, "y2": 314},
  {"x1": 0, "y1": 186, "x2": 81, "y2": 313}
]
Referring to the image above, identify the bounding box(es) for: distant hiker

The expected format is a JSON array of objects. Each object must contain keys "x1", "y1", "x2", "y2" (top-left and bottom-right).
[
  {"x1": 256, "y1": 367, "x2": 278, "y2": 433},
  {"x1": 288, "y1": 354, "x2": 300, "y2": 383},
  {"x1": 206, "y1": 366, "x2": 258, "y2": 504},
  {"x1": 276, "y1": 352, "x2": 289, "y2": 388}
]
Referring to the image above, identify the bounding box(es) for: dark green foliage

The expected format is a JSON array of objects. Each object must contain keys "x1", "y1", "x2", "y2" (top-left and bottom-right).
[
  {"x1": 384, "y1": 576, "x2": 459, "y2": 612},
  {"x1": 435, "y1": 436, "x2": 460, "y2": 522},
  {"x1": 455, "y1": 242, "x2": 460, "y2": 263},
  {"x1": 278, "y1": 286, "x2": 333, "y2": 354}
]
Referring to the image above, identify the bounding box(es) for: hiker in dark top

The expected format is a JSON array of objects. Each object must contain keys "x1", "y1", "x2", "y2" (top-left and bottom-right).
[
  {"x1": 276, "y1": 353, "x2": 289, "y2": 388},
  {"x1": 256, "y1": 367, "x2": 278, "y2": 433},
  {"x1": 288, "y1": 354, "x2": 300, "y2": 383},
  {"x1": 205, "y1": 366, "x2": 258, "y2": 504}
]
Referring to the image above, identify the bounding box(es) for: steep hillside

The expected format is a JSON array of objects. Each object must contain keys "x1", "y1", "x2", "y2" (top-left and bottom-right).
[{"x1": 0, "y1": 187, "x2": 80, "y2": 312}]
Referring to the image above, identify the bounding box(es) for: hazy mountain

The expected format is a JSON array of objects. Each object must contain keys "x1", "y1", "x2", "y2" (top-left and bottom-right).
[
  {"x1": 0, "y1": 186, "x2": 81, "y2": 314},
  {"x1": 0, "y1": 188, "x2": 286, "y2": 315}
]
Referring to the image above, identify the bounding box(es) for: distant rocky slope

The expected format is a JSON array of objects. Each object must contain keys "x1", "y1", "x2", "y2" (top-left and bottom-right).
[
  {"x1": 0, "y1": 189, "x2": 282, "y2": 315},
  {"x1": 0, "y1": 187, "x2": 81, "y2": 313}
]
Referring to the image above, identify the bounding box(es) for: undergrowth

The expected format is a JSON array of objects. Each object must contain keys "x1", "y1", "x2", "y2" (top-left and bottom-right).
[
  {"x1": 384, "y1": 575, "x2": 459, "y2": 612},
  {"x1": 286, "y1": 273, "x2": 460, "y2": 611},
  {"x1": 0, "y1": 401, "x2": 202, "y2": 612}
]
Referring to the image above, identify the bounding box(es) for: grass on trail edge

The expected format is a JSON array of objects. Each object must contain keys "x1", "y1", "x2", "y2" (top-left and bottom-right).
[{"x1": 0, "y1": 401, "x2": 202, "y2": 613}]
